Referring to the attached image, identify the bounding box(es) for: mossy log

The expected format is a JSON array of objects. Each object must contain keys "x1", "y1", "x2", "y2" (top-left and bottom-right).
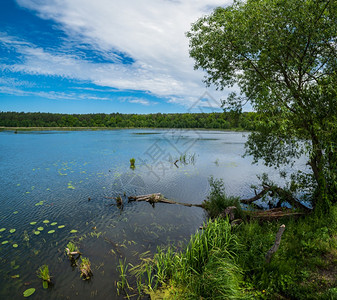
[{"x1": 128, "y1": 193, "x2": 204, "y2": 208}]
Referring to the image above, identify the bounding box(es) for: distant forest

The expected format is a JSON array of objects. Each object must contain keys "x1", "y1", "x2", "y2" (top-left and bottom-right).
[{"x1": 0, "y1": 111, "x2": 258, "y2": 130}]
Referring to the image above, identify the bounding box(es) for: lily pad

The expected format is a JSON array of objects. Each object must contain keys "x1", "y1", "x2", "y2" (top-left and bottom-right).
[
  {"x1": 0, "y1": 228, "x2": 5, "y2": 232},
  {"x1": 23, "y1": 288, "x2": 35, "y2": 297},
  {"x1": 30, "y1": 222, "x2": 37, "y2": 225},
  {"x1": 13, "y1": 211, "x2": 18, "y2": 214},
  {"x1": 37, "y1": 227, "x2": 44, "y2": 231},
  {"x1": 47, "y1": 230, "x2": 55, "y2": 234},
  {"x1": 34, "y1": 231, "x2": 40, "y2": 235},
  {"x1": 1, "y1": 240, "x2": 9, "y2": 245},
  {"x1": 9, "y1": 229, "x2": 16, "y2": 233},
  {"x1": 58, "y1": 225, "x2": 65, "y2": 229},
  {"x1": 13, "y1": 244, "x2": 18, "y2": 248},
  {"x1": 50, "y1": 222, "x2": 57, "y2": 226},
  {"x1": 70, "y1": 230, "x2": 78, "y2": 233},
  {"x1": 43, "y1": 220, "x2": 49, "y2": 224}
]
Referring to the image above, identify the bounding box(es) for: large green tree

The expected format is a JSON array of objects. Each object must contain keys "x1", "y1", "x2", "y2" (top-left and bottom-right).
[{"x1": 187, "y1": 0, "x2": 337, "y2": 212}]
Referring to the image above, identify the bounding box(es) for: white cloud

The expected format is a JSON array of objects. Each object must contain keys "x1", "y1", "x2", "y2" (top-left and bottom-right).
[{"x1": 8, "y1": 0, "x2": 233, "y2": 107}]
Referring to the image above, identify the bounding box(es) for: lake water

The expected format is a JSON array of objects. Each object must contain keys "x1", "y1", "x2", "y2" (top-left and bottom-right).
[{"x1": 0, "y1": 129, "x2": 284, "y2": 299}]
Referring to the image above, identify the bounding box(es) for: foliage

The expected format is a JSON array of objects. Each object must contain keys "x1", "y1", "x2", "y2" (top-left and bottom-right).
[
  {"x1": 130, "y1": 218, "x2": 245, "y2": 299},
  {"x1": 203, "y1": 176, "x2": 243, "y2": 219},
  {"x1": 127, "y1": 205, "x2": 337, "y2": 299},
  {"x1": 80, "y1": 257, "x2": 92, "y2": 280},
  {"x1": 129, "y1": 158, "x2": 135, "y2": 169},
  {"x1": 187, "y1": 0, "x2": 337, "y2": 213},
  {"x1": 0, "y1": 111, "x2": 258, "y2": 130},
  {"x1": 116, "y1": 259, "x2": 130, "y2": 296},
  {"x1": 23, "y1": 288, "x2": 35, "y2": 298},
  {"x1": 37, "y1": 264, "x2": 51, "y2": 289}
]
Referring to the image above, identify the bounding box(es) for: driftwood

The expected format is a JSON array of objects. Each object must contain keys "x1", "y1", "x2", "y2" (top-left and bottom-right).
[
  {"x1": 265, "y1": 224, "x2": 286, "y2": 263},
  {"x1": 128, "y1": 193, "x2": 204, "y2": 208},
  {"x1": 241, "y1": 184, "x2": 311, "y2": 212},
  {"x1": 66, "y1": 248, "x2": 82, "y2": 257}
]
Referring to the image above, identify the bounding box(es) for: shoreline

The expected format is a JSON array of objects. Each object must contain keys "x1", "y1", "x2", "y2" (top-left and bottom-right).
[{"x1": 0, "y1": 126, "x2": 248, "y2": 132}]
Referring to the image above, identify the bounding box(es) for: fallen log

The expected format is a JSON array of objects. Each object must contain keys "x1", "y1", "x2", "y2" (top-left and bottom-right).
[
  {"x1": 128, "y1": 193, "x2": 204, "y2": 208},
  {"x1": 249, "y1": 207, "x2": 306, "y2": 220}
]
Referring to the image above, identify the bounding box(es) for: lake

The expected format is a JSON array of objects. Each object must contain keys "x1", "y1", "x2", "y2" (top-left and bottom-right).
[{"x1": 0, "y1": 129, "x2": 282, "y2": 299}]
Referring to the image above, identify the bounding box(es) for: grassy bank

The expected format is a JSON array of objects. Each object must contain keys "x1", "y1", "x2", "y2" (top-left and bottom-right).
[{"x1": 118, "y1": 181, "x2": 337, "y2": 299}]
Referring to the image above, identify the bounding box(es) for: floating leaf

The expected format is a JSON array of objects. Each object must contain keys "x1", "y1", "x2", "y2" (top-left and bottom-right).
[
  {"x1": 50, "y1": 222, "x2": 57, "y2": 226},
  {"x1": 34, "y1": 231, "x2": 40, "y2": 235},
  {"x1": 70, "y1": 230, "x2": 77, "y2": 233},
  {"x1": 37, "y1": 227, "x2": 44, "y2": 231},
  {"x1": 1, "y1": 241, "x2": 9, "y2": 245},
  {"x1": 23, "y1": 288, "x2": 35, "y2": 297},
  {"x1": 58, "y1": 225, "x2": 65, "y2": 229},
  {"x1": 13, "y1": 244, "x2": 18, "y2": 248},
  {"x1": 47, "y1": 230, "x2": 55, "y2": 234},
  {"x1": 13, "y1": 211, "x2": 18, "y2": 214},
  {"x1": 9, "y1": 229, "x2": 16, "y2": 233},
  {"x1": 43, "y1": 220, "x2": 49, "y2": 224},
  {"x1": 11, "y1": 274, "x2": 20, "y2": 278},
  {"x1": 43, "y1": 281, "x2": 48, "y2": 289},
  {"x1": 0, "y1": 228, "x2": 5, "y2": 232},
  {"x1": 30, "y1": 222, "x2": 37, "y2": 225}
]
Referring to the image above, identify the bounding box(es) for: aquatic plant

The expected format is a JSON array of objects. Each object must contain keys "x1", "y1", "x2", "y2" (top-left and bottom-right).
[
  {"x1": 23, "y1": 288, "x2": 35, "y2": 298},
  {"x1": 116, "y1": 259, "x2": 130, "y2": 296},
  {"x1": 130, "y1": 158, "x2": 135, "y2": 169},
  {"x1": 80, "y1": 257, "x2": 92, "y2": 280},
  {"x1": 65, "y1": 241, "x2": 81, "y2": 258},
  {"x1": 37, "y1": 264, "x2": 51, "y2": 289}
]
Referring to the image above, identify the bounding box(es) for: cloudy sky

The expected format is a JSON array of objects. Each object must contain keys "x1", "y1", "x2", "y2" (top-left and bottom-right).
[{"x1": 0, "y1": 0, "x2": 233, "y2": 114}]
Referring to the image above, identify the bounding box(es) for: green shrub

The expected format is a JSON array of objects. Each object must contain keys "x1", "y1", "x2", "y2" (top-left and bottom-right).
[{"x1": 203, "y1": 176, "x2": 243, "y2": 219}]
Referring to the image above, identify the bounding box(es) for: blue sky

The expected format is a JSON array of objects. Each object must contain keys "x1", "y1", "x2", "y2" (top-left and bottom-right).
[{"x1": 0, "y1": 0, "x2": 233, "y2": 114}]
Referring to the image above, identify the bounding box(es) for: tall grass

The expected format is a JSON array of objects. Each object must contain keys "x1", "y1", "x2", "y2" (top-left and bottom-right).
[{"x1": 131, "y1": 218, "x2": 245, "y2": 299}]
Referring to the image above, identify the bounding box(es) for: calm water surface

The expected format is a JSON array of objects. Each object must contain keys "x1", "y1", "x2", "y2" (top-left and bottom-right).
[{"x1": 0, "y1": 129, "x2": 283, "y2": 299}]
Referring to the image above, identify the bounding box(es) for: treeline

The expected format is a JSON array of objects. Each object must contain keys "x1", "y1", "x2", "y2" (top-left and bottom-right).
[{"x1": 0, "y1": 111, "x2": 258, "y2": 130}]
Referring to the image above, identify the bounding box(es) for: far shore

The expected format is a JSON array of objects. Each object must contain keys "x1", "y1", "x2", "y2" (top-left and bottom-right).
[{"x1": 0, "y1": 126, "x2": 248, "y2": 132}]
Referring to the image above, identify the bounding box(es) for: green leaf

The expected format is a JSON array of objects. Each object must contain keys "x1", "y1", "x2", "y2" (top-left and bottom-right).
[
  {"x1": 9, "y1": 229, "x2": 16, "y2": 233},
  {"x1": 50, "y1": 222, "x2": 57, "y2": 226},
  {"x1": 43, "y1": 220, "x2": 49, "y2": 224},
  {"x1": 34, "y1": 231, "x2": 40, "y2": 235},
  {"x1": 1, "y1": 240, "x2": 9, "y2": 245},
  {"x1": 70, "y1": 230, "x2": 78, "y2": 233},
  {"x1": 37, "y1": 227, "x2": 44, "y2": 231},
  {"x1": 43, "y1": 281, "x2": 48, "y2": 289},
  {"x1": 23, "y1": 288, "x2": 35, "y2": 297},
  {"x1": 58, "y1": 225, "x2": 65, "y2": 229},
  {"x1": 13, "y1": 211, "x2": 18, "y2": 214},
  {"x1": 13, "y1": 244, "x2": 18, "y2": 248},
  {"x1": 0, "y1": 228, "x2": 5, "y2": 232},
  {"x1": 30, "y1": 222, "x2": 37, "y2": 225},
  {"x1": 47, "y1": 230, "x2": 55, "y2": 234}
]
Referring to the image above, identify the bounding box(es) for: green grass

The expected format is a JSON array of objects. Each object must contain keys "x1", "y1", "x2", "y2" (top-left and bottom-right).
[{"x1": 121, "y1": 187, "x2": 337, "y2": 299}]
